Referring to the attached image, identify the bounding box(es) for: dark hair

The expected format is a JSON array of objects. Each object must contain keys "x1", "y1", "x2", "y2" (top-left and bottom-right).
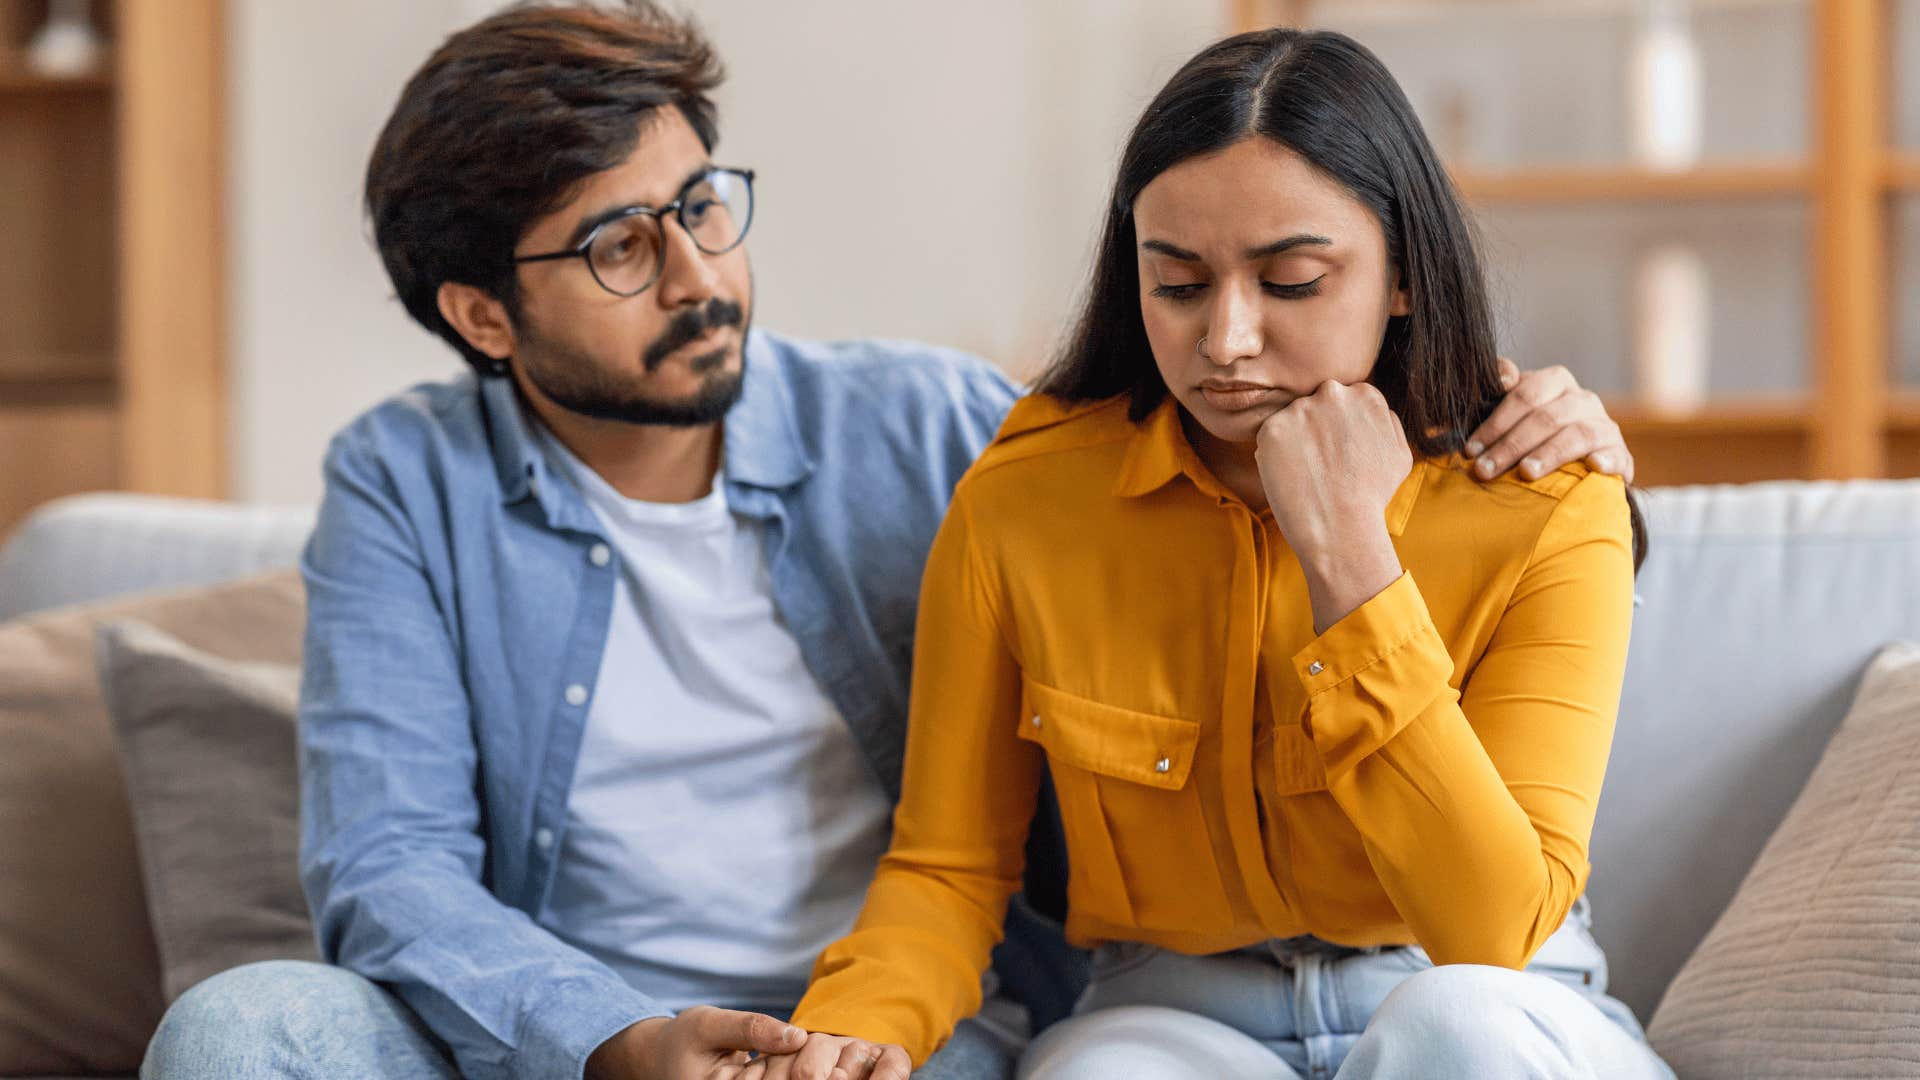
[
  {"x1": 1037, "y1": 27, "x2": 1647, "y2": 570},
  {"x1": 364, "y1": 1, "x2": 724, "y2": 377}
]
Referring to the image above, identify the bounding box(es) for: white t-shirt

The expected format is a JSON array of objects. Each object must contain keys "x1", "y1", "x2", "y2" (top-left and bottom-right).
[{"x1": 532, "y1": 426, "x2": 894, "y2": 1013}]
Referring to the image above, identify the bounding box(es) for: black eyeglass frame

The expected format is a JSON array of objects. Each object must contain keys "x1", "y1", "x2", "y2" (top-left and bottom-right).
[{"x1": 511, "y1": 166, "x2": 756, "y2": 297}]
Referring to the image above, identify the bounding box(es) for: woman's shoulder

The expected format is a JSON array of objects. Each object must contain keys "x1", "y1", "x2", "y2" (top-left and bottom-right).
[
  {"x1": 962, "y1": 392, "x2": 1138, "y2": 484},
  {"x1": 1414, "y1": 454, "x2": 1631, "y2": 560}
]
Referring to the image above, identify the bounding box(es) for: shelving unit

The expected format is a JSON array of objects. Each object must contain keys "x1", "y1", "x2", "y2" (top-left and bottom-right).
[
  {"x1": 1452, "y1": 163, "x2": 1811, "y2": 203},
  {"x1": 0, "y1": 0, "x2": 225, "y2": 539},
  {"x1": 1233, "y1": 0, "x2": 1910, "y2": 485}
]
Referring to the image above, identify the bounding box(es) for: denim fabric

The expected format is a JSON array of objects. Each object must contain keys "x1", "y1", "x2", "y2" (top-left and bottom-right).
[
  {"x1": 1021, "y1": 900, "x2": 1675, "y2": 1080},
  {"x1": 142, "y1": 961, "x2": 1020, "y2": 1080},
  {"x1": 295, "y1": 330, "x2": 1024, "y2": 1078}
]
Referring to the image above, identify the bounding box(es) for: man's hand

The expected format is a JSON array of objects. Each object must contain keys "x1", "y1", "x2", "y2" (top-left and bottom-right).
[
  {"x1": 1466, "y1": 359, "x2": 1635, "y2": 484},
  {"x1": 739, "y1": 1032, "x2": 912, "y2": 1080},
  {"x1": 586, "y1": 1007, "x2": 806, "y2": 1080}
]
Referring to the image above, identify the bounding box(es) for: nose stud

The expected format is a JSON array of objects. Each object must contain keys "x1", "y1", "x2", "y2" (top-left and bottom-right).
[{"x1": 1197, "y1": 335, "x2": 1211, "y2": 360}]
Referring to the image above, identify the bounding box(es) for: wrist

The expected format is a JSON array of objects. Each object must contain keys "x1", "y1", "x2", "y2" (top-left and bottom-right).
[
  {"x1": 587, "y1": 1017, "x2": 669, "y2": 1080},
  {"x1": 1290, "y1": 511, "x2": 1392, "y2": 574},
  {"x1": 1300, "y1": 532, "x2": 1402, "y2": 635}
]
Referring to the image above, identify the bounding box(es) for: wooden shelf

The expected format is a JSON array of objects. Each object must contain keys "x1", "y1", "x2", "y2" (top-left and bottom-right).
[
  {"x1": 1603, "y1": 395, "x2": 1815, "y2": 435},
  {"x1": 1880, "y1": 392, "x2": 1920, "y2": 431},
  {"x1": 0, "y1": 352, "x2": 117, "y2": 384},
  {"x1": 1453, "y1": 162, "x2": 1812, "y2": 204},
  {"x1": 1887, "y1": 153, "x2": 1920, "y2": 193},
  {"x1": 0, "y1": 376, "x2": 117, "y2": 408},
  {"x1": 0, "y1": 70, "x2": 112, "y2": 94}
]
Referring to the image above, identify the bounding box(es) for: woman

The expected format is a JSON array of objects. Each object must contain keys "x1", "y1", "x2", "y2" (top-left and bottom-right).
[{"x1": 770, "y1": 27, "x2": 1670, "y2": 1080}]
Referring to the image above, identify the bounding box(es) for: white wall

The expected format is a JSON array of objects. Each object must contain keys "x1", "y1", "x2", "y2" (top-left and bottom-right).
[{"x1": 226, "y1": 1, "x2": 1228, "y2": 504}]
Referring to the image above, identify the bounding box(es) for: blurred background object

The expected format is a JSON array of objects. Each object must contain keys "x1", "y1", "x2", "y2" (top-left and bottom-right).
[
  {"x1": 0, "y1": 0, "x2": 223, "y2": 538},
  {"x1": 1254, "y1": 0, "x2": 1919, "y2": 486},
  {"x1": 0, "y1": 0, "x2": 1915, "y2": 539}
]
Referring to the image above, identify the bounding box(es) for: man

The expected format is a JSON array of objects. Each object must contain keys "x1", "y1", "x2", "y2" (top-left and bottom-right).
[{"x1": 140, "y1": 4, "x2": 1636, "y2": 1079}]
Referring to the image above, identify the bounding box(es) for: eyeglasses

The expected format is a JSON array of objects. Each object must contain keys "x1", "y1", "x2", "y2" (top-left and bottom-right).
[{"x1": 512, "y1": 166, "x2": 756, "y2": 298}]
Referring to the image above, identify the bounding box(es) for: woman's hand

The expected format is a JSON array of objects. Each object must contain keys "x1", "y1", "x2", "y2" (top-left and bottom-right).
[
  {"x1": 1255, "y1": 379, "x2": 1410, "y2": 634},
  {"x1": 739, "y1": 1032, "x2": 911, "y2": 1080},
  {"x1": 1467, "y1": 359, "x2": 1636, "y2": 483}
]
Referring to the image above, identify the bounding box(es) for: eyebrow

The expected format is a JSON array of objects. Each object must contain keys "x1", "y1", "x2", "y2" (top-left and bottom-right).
[
  {"x1": 1140, "y1": 234, "x2": 1334, "y2": 262},
  {"x1": 561, "y1": 162, "x2": 716, "y2": 249}
]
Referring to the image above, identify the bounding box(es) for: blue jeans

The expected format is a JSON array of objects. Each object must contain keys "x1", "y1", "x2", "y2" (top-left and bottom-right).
[
  {"x1": 1020, "y1": 905, "x2": 1675, "y2": 1080},
  {"x1": 141, "y1": 960, "x2": 1023, "y2": 1079}
]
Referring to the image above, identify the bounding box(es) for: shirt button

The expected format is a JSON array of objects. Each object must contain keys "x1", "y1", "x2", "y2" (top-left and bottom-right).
[
  {"x1": 565, "y1": 683, "x2": 588, "y2": 706},
  {"x1": 1308, "y1": 660, "x2": 1324, "y2": 675},
  {"x1": 1154, "y1": 756, "x2": 1171, "y2": 774},
  {"x1": 589, "y1": 543, "x2": 611, "y2": 567},
  {"x1": 534, "y1": 827, "x2": 554, "y2": 850},
  {"x1": 1031, "y1": 715, "x2": 1043, "y2": 729}
]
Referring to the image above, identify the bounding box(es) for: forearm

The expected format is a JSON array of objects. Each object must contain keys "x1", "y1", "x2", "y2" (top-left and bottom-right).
[
  {"x1": 306, "y1": 816, "x2": 665, "y2": 1079},
  {"x1": 1317, "y1": 691, "x2": 1589, "y2": 969},
  {"x1": 791, "y1": 496, "x2": 1039, "y2": 1066},
  {"x1": 1291, "y1": 566, "x2": 1615, "y2": 969},
  {"x1": 791, "y1": 856, "x2": 1020, "y2": 1065}
]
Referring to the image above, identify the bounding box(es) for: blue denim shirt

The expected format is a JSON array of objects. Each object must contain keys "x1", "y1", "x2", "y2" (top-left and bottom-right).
[{"x1": 298, "y1": 330, "x2": 1020, "y2": 1079}]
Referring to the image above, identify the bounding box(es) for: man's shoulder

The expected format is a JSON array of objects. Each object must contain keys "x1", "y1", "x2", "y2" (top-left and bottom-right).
[
  {"x1": 760, "y1": 330, "x2": 1019, "y2": 415},
  {"x1": 323, "y1": 371, "x2": 493, "y2": 479}
]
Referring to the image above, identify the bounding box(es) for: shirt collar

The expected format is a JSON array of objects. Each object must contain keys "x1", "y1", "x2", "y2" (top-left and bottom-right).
[
  {"x1": 1112, "y1": 395, "x2": 1425, "y2": 537},
  {"x1": 722, "y1": 329, "x2": 815, "y2": 491},
  {"x1": 482, "y1": 328, "x2": 814, "y2": 510}
]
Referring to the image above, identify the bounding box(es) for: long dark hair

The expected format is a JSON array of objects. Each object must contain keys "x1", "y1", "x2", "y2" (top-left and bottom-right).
[{"x1": 1036, "y1": 27, "x2": 1647, "y2": 570}]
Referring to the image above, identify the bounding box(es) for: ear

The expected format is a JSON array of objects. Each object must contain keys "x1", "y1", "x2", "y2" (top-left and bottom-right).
[
  {"x1": 437, "y1": 281, "x2": 517, "y2": 363},
  {"x1": 1388, "y1": 266, "x2": 1412, "y2": 318}
]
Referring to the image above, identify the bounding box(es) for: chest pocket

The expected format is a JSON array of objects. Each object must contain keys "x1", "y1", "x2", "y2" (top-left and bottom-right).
[{"x1": 1017, "y1": 677, "x2": 1234, "y2": 932}]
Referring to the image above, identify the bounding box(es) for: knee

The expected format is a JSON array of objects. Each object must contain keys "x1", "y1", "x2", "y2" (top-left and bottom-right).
[
  {"x1": 142, "y1": 960, "x2": 375, "y2": 1077},
  {"x1": 1019, "y1": 1006, "x2": 1281, "y2": 1080},
  {"x1": 1362, "y1": 965, "x2": 1572, "y2": 1069}
]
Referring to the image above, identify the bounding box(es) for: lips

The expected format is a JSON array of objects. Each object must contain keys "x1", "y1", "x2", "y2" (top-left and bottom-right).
[{"x1": 1198, "y1": 381, "x2": 1288, "y2": 413}]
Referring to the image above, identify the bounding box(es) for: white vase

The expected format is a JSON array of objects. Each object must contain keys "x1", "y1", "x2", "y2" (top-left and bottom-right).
[
  {"x1": 1633, "y1": 244, "x2": 1712, "y2": 412},
  {"x1": 1627, "y1": 0, "x2": 1702, "y2": 170},
  {"x1": 25, "y1": 0, "x2": 104, "y2": 79}
]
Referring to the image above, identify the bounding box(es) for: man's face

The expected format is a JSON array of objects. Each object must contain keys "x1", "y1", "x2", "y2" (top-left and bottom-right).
[{"x1": 505, "y1": 110, "x2": 754, "y2": 426}]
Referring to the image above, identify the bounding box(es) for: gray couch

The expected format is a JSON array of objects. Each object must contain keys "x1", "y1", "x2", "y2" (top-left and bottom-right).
[{"x1": 3, "y1": 478, "x2": 1918, "y2": 1073}]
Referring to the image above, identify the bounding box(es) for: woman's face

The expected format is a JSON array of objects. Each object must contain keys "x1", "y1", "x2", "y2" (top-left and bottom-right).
[{"x1": 1133, "y1": 136, "x2": 1410, "y2": 446}]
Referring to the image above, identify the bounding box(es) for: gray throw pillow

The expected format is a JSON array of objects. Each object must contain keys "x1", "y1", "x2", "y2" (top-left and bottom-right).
[
  {"x1": 1647, "y1": 641, "x2": 1920, "y2": 1077},
  {"x1": 95, "y1": 618, "x2": 318, "y2": 1003}
]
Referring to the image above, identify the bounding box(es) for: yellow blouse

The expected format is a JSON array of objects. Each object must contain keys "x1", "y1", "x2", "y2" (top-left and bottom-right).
[{"x1": 790, "y1": 391, "x2": 1637, "y2": 1065}]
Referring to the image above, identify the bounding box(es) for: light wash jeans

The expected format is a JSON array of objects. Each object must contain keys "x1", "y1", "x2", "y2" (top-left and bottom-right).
[
  {"x1": 141, "y1": 960, "x2": 1025, "y2": 1080},
  {"x1": 1020, "y1": 899, "x2": 1675, "y2": 1080}
]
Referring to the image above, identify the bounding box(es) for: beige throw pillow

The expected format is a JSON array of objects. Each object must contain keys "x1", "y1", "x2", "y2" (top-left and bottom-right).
[
  {"x1": 1648, "y1": 641, "x2": 1920, "y2": 1078},
  {"x1": 97, "y1": 619, "x2": 316, "y2": 1004},
  {"x1": 0, "y1": 570, "x2": 304, "y2": 1077}
]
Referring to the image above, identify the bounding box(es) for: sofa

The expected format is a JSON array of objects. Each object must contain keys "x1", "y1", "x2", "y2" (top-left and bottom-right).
[{"x1": 2, "y1": 478, "x2": 1918, "y2": 1078}]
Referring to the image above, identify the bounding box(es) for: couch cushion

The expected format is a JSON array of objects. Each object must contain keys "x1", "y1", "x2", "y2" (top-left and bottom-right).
[
  {"x1": 1599, "y1": 478, "x2": 1920, "y2": 1020},
  {"x1": 1647, "y1": 641, "x2": 1920, "y2": 1076},
  {"x1": 97, "y1": 619, "x2": 316, "y2": 1004},
  {"x1": 0, "y1": 571, "x2": 304, "y2": 1077}
]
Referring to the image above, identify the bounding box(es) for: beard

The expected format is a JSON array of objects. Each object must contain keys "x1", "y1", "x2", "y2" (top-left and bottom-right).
[{"x1": 510, "y1": 296, "x2": 750, "y2": 427}]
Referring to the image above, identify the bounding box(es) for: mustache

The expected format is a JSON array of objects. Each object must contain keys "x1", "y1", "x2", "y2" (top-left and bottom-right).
[{"x1": 642, "y1": 298, "x2": 745, "y2": 373}]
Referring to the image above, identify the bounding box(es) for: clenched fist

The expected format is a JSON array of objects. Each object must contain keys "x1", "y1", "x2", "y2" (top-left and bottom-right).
[{"x1": 1253, "y1": 379, "x2": 1411, "y2": 634}]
